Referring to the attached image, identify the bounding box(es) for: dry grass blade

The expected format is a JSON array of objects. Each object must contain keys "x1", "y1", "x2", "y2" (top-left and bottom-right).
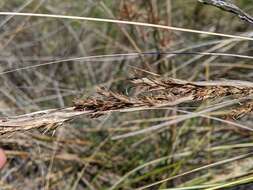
[
  {"x1": 199, "y1": 0, "x2": 253, "y2": 24},
  {"x1": 112, "y1": 97, "x2": 253, "y2": 140},
  {"x1": 0, "y1": 53, "x2": 144, "y2": 75},
  {"x1": 2, "y1": 51, "x2": 253, "y2": 75},
  {"x1": 0, "y1": 77, "x2": 252, "y2": 135},
  {"x1": 0, "y1": 12, "x2": 252, "y2": 41}
]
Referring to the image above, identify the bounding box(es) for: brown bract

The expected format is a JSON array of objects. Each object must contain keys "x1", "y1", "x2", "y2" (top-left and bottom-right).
[{"x1": 74, "y1": 78, "x2": 253, "y2": 114}]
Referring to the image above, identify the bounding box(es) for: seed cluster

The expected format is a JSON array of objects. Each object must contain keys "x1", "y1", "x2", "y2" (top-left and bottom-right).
[{"x1": 73, "y1": 77, "x2": 253, "y2": 118}]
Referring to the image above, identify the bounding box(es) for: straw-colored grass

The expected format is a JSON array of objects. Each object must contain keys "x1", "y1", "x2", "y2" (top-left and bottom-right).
[{"x1": 0, "y1": 0, "x2": 253, "y2": 189}]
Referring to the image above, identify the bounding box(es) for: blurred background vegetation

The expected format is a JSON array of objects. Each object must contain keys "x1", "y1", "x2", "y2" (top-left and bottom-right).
[{"x1": 0, "y1": 0, "x2": 253, "y2": 189}]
